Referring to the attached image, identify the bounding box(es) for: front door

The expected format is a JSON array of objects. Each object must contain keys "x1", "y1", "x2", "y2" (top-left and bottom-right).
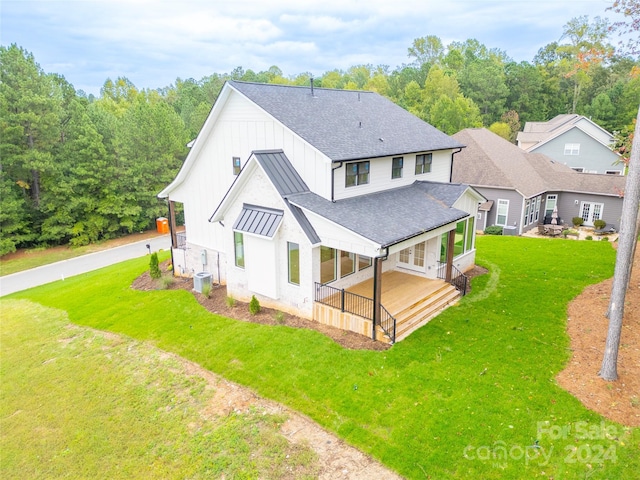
[
  {"x1": 580, "y1": 202, "x2": 604, "y2": 226},
  {"x1": 398, "y1": 241, "x2": 425, "y2": 272}
]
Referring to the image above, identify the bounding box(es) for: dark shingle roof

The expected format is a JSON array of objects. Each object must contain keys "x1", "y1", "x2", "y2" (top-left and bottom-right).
[
  {"x1": 288, "y1": 181, "x2": 469, "y2": 247},
  {"x1": 233, "y1": 204, "x2": 283, "y2": 238},
  {"x1": 229, "y1": 81, "x2": 463, "y2": 162}
]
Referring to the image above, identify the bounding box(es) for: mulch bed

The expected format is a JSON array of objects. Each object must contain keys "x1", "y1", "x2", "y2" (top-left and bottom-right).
[{"x1": 132, "y1": 262, "x2": 488, "y2": 351}]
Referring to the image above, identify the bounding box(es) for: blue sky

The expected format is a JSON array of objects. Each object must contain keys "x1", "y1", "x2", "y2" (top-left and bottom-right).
[{"x1": 2, "y1": 0, "x2": 621, "y2": 96}]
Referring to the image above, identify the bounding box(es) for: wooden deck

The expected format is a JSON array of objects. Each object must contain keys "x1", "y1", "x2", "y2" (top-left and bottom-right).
[{"x1": 314, "y1": 270, "x2": 461, "y2": 344}]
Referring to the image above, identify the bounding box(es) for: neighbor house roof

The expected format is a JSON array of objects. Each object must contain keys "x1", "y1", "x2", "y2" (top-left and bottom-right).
[
  {"x1": 228, "y1": 81, "x2": 464, "y2": 162},
  {"x1": 453, "y1": 128, "x2": 626, "y2": 198},
  {"x1": 288, "y1": 181, "x2": 472, "y2": 248},
  {"x1": 516, "y1": 114, "x2": 614, "y2": 152}
]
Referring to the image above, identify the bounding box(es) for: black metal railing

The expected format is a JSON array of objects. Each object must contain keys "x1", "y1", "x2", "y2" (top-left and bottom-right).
[
  {"x1": 176, "y1": 232, "x2": 187, "y2": 249},
  {"x1": 380, "y1": 305, "x2": 396, "y2": 343},
  {"x1": 314, "y1": 282, "x2": 397, "y2": 343},
  {"x1": 437, "y1": 262, "x2": 469, "y2": 296}
]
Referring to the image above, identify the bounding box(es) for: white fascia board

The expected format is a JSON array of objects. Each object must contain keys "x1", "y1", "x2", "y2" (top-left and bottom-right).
[
  {"x1": 290, "y1": 204, "x2": 382, "y2": 257},
  {"x1": 158, "y1": 84, "x2": 234, "y2": 198},
  {"x1": 209, "y1": 158, "x2": 259, "y2": 223}
]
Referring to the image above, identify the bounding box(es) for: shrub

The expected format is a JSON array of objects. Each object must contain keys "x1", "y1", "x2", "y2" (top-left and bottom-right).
[
  {"x1": 274, "y1": 311, "x2": 285, "y2": 324},
  {"x1": 149, "y1": 253, "x2": 161, "y2": 279},
  {"x1": 600, "y1": 236, "x2": 609, "y2": 242},
  {"x1": 585, "y1": 235, "x2": 593, "y2": 241},
  {"x1": 226, "y1": 295, "x2": 236, "y2": 308},
  {"x1": 201, "y1": 282, "x2": 211, "y2": 298},
  {"x1": 593, "y1": 219, "x2": 606, "y2": 230},
  {"x1": 161, "y1": 276, "x2": 175, "y2": 289},
  {"x1": 572, "y1": 217, "x2": 584, "y2": 227},
  {"x1": 249, "y1": 295, "x2": 261, "y2": 315},
  {"x1": 484, "y1": 226, "x2": 503, "y2": 235}
]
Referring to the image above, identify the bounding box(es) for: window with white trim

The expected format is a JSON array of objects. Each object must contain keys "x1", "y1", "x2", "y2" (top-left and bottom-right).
[
  {"x1": 232, "y1": 157, "x2": 241, "y2": 175},
  {"x1": 287, "y1": 242, "x2": 300, "y2": 285},
  {"x1": 545, "y1": 194, "x2": 557, "y2": 218},
  {"x1": 496, "y1": 199, "x2": 509, "y2": 226},
  {"x1": 234, "y1": 232, "x2": 244, "y2": 268},
  {"x1": 564, "y1": 143, "x2": 580, "y2": 155}
]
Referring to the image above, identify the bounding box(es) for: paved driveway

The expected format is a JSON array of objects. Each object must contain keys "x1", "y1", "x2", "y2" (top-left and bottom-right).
[{"x1": 0, "y1": 235, "x2": 171, "y2": 297}]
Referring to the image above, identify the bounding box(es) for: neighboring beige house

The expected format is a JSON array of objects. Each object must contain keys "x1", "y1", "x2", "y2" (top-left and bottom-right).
[
  {"x1": 516, "y1": 114, "x2": 622, "y2": 175},
  {"x1": 159, "y1": 81, "x2": 484, "y2": 343},
  {"x1": 454, "y1": 128, "x2": 626, "y2": 235}
]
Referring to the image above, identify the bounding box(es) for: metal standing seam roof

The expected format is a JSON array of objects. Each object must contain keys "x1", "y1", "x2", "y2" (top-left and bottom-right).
[
  {"x1": 288, "y1": 181, "x2": 470, "y2": 248},
  {"x1": 252, "y1": 150, "x2": 309, "y2": 196},
  {"x1": 233, "y1": 204, "x2": 284, "y2": 238},
  {"x1": 229, "y1": 81, "x2": 464, "y2": 162}
]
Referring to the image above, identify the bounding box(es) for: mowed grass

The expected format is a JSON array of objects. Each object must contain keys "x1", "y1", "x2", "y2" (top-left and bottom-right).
[
  {"x1": 0, "y1": 300, "x2": 318, "y2": 479},
  {"x1": 5, "y1": 236, "x2": 639, "y2": 479}
]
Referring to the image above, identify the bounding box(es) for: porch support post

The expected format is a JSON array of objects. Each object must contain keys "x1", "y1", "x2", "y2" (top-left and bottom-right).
[
  {"x1": 446, "y1": 229, "x2": 455, "y2": 282},
  {"x1": 372, "y1": 256, "x2": 383, "y2": 341},
  {"x1": 168, "y1": 200, "x2": 178, "y2": 249}
]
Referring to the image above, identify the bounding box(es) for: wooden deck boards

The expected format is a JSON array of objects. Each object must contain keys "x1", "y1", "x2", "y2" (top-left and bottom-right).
[{"x1": 346, "y1": 271, "x2": 447, "y2": 317}]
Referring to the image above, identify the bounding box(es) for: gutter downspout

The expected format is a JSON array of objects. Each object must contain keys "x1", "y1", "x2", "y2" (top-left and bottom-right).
[
  {"x1": 450, "y1": 147, "x2": 463, "y2": 183},
  {"x1": 331, "y1": 161, "x2": 344, "y2": 203}
]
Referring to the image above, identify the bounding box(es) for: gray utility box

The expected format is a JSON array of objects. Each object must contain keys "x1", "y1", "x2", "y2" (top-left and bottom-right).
[
  {"x1": 193, "y1": 272, "x2": 212, "y2": 293},
  {"x1": 503, "y1": 226, "x2": 517, "y2": 236}
]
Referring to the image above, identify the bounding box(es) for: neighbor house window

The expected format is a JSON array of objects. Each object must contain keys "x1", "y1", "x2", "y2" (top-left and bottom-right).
[
  {"x1": 571, "y1": 167, "x2": 584, "y2": 173},
  {"x1": 524, "y1": 199, "x2": 531, "y2": 227},
  {"x1": 345, "y1": 161, "x2": 369, "y2": 187},
  {"x1": 534, "y1": 196, "x2": 541, "y2": 223},
  {"x1": 415, "y1": 153, "x2": 432, "y2": 174},
  {"x1": 232, "y1": 157, "x2": 241, "y2": 175},
  {"x1": 340, "y1": 251, "x2": 355, "y2": 278},
  {"x1": 605, "y1": 170, "x2": 621, "y2": 175},
  {"x1": 545, "y1": 194, "x2": 557, "y2": 218},
  {"x1": 358, "y1": 255, "x2": 372, "y2": 270},
  {"x1": 288, "y1": 242, "x2": 300, "y2": 285},
  {"x1": 496, "y1": 199, "x2": 509, "y2": 226},
  {"x1": 320, "y1": 246, "x2": 337, "y2": 283},
  {"x1": 392, "y1": 157, "x2": 403, "y2": 179},
  {"x1": 564, "y1": 143, "x2": 580, "y2": 155},
  {"x1": 234, "y1": 232, "x2": 244, "y2": 268}
]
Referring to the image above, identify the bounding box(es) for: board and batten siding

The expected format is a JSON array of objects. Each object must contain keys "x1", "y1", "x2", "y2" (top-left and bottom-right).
[
  {"x1": 332, "y1": 150, "x2": 453, "y2": 201},
  {"x1": 169, "y1": 90, "x2": 332, "y2": 256},
  {"x1": 223, "y1": 166, "x2": 315, "y2": 319}
]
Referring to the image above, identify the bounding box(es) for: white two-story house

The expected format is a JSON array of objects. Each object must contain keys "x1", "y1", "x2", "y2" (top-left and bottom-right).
[{"x1": 159, "y1": 81, "x2": 484, "y2": 343}]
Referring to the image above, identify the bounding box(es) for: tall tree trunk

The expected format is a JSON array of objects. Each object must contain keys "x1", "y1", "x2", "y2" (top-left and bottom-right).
[{"x1": 599, "y1": 105, "x2": 640, "y2": 381}]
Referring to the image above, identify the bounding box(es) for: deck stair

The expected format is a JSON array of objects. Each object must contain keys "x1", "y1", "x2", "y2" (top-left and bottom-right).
[{"x1": 376, "y1": 280, "x2": 460, "y2": 343}]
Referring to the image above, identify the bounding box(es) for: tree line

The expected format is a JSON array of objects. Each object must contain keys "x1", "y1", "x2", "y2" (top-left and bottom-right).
[{"x1": 1, "y1": 14, "x2": 638, "y2": 256}]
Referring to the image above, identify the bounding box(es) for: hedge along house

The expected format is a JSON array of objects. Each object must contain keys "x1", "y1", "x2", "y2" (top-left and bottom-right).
[
  {"x1": 452, "y1": 128, "x2": 626, "y2": 235},
  {"x1": 159, "y1": 81, "x2": 484, "y2": 343}
]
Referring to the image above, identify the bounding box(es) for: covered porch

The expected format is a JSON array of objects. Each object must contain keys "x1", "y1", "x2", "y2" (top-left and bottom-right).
[{"x1": 313, "y1": 269, "x2": 462, "y2": 344}]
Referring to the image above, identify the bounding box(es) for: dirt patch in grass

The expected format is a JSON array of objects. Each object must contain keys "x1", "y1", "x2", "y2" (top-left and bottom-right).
[{"x1": 557, "y1": 242, "x2": 640, "y2": 427}]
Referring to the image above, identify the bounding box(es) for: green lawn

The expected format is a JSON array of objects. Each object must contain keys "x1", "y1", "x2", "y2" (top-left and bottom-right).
[
  {"x1": 0, "y1": 300, "x2": 318, "y2": 479},
  {"x1": 4, "y1": 236, "x2": 639, "y2": 479}
]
